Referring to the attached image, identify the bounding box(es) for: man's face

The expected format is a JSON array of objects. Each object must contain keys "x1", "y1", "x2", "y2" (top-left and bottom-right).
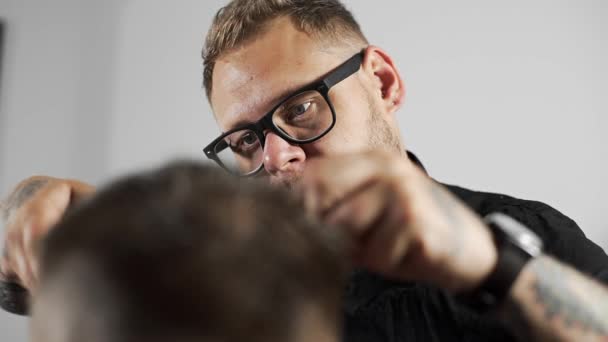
[{"x1": 211, "y1": 18, "x2": 403, "y2": 188}]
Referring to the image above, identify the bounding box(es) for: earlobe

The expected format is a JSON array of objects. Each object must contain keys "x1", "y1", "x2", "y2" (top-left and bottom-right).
[{"x1": 361, "y1": 46, "x2": 406, "y2": 113}]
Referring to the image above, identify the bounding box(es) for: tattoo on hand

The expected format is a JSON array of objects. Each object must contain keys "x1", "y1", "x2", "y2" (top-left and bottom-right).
[
  {"x1": 1, "y1": 179, "x2": 49, "y2": 282},
  {"x1": 2, "y1": 179, "x2": 49, "y2": 222}
]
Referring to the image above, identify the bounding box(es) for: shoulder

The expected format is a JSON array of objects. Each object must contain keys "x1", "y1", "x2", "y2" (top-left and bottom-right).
[
  {"x1": 443, "y1": 183, "x2": 578, "y2": 234},
  {"x1": 442, "y1": 182, "x2": 608, "y2": 283}
]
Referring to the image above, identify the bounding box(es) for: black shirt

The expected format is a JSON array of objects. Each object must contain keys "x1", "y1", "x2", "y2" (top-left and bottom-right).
[{"x1": 342, "y1": 156, "x2": 608, "y2": 341}]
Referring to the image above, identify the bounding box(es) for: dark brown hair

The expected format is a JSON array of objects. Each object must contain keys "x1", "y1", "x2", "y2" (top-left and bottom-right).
[
  {"x1": 38, "y1": 161, "x2": 347, "y2": 342},
  {"x1": 202, "y1": 0, "x2": 368, "y2": 100}
]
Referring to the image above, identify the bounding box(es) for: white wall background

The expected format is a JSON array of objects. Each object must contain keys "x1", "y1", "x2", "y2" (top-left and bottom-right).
[{"x1": 0, "y1": 1, "x2": 606, "y2": 340}]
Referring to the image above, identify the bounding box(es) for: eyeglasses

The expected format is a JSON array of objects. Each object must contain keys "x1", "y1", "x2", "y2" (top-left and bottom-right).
[{"x1": 204, "y1": 52, "x2": 363, "y2": 176}]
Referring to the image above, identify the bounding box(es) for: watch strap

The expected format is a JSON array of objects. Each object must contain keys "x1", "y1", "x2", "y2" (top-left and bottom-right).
[
  {"x1": 460, "y1": 213, "x2": 541, "y2": 312},
  {"x1": 469, "y1": 231, "x2": 532, "y2": 310}
]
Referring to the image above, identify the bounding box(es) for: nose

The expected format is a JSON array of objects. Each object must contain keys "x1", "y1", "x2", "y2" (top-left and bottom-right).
[{"x1": 262, "y1": 132, "x2": 306, "y2": 175}]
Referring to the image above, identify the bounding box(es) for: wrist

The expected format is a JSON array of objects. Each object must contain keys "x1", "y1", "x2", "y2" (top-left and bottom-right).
[
  {"x1": 443, "y1": 214, "x2": 498, "y2": 293},
  {"x1": 469, "y1": 224, "x2": 499, "y2": 290},
  {"x1": 460, "y1": 213, "x2": 543, "y2": 312}
]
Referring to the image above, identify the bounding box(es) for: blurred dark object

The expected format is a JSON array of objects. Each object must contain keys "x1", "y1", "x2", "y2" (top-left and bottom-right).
[{"x1": 0, "y1": 279, "x2": 29, "y2": 315}]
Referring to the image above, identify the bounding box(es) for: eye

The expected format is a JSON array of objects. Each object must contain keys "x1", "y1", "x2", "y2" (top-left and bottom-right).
[
  {"x1": 239, "y1": 131, "x2": 257, "y2": 146},
  {"x1": 287, "y1": 101, "x2": 312, "y2": 120},
  {"x1": 228, "y1": 130, "x2": 259, "y2": 154}
]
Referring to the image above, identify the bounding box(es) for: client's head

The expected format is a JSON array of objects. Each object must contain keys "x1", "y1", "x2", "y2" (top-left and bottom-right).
[{"x1": 31, "y1": 161, "x2": 347, "y2": 342}]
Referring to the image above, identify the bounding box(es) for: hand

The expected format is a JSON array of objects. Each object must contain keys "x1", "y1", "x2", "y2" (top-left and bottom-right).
[
  {"x1": 302, "y1": 150, "x2": 497, "y2": 292},
  {"x1": 0, "y1": 176, "x2": 95, "y2": 291}
]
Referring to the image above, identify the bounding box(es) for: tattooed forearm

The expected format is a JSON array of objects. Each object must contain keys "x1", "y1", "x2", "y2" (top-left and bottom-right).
[
  {"x1": 531, "y1": 257, "x2": 608, "y2": 335},
  {"x1": 502, "y1": 255, "x2": 608, "y2": 341}
]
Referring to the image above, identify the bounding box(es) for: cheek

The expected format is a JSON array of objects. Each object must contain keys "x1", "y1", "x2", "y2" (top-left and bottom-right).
[
  {"x1": 302, "y1": 111, "x2": 372, "y2": 157},
  {"x1": 319, "y1": 88, "x2": 374, "y2": 152}
]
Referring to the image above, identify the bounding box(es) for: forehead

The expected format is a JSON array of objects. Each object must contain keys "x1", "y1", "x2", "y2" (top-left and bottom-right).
[{"x1": 210, "y1": 18, "x2": 346, "y2": 131}]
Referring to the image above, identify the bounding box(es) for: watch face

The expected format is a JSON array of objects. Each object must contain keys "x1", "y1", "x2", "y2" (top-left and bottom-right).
[{"x1": 484, "y1": 213, "x2": 543, "y2": 257}]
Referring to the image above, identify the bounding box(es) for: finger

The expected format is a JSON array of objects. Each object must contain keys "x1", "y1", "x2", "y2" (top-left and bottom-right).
[
  {"x1": 22, "y1": 183, "x2": 72, "y2": 288},
  {"x1": 11, "y1": 242, "x2": 29, "y2": 288},
  {"x1": 1, "y1": 177, "x2": 57, "y2": 289},
  {"x1": 20, "y1": 221, "x2": 38, "y2": 290},
  {"x1": 303, "y1": 153, "x2": 390, "y2": 215},
  {"x1": 324, "y1": 180, "x2": 392, "y2": 238},
  {"x1": 34, "y1": 183, "x2": 72, "y2": 236},
  {"x1": 2, "y1": 225, "x2": 23, "y2": 279},
  {"x1": 66, "y1": 179, "x2": 96, "y2": 202},
  {"x1": 356, "y1": 201, "x2": 412, "y2": 276},
  {"x1": 0, "y1": 252, "x2": 9, "y2": 278}
]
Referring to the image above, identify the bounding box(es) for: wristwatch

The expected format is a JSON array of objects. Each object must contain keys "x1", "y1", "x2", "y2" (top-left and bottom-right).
[{"x1": 466, "y1": 212, "x2": 544, "y2": 311}]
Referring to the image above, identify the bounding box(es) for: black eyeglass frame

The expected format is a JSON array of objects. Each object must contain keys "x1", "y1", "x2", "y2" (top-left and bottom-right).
[{"x1": 203, "y1": 51, "x2": 363, "y2": 176}]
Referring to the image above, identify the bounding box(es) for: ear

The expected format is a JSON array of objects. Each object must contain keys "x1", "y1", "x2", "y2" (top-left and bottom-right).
[{"x1": 360, "y1": 46, "x2": 406, "y2": 114}]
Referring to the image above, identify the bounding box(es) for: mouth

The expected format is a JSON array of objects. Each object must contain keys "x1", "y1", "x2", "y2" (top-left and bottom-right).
[{"x1": 251, "y1": 168, "x2": 305, "y2": 196}]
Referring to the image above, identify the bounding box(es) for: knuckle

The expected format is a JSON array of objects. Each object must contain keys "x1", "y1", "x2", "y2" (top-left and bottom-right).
[
  {"x1": 410, "y1": 228, "x2": 434, "y2": 260},
  {"x1": 51, "y1": 181, "x2": 71, "y2": 196}
]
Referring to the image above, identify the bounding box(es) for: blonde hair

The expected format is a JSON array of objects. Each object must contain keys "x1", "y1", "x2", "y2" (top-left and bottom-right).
[{"x1": 202, "y1": 0, "x2": 368, "y2": 100}]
